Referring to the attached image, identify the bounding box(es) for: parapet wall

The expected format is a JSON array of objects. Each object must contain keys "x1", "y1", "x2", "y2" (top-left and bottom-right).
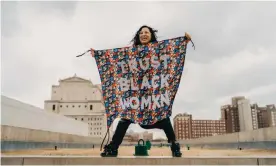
[
  {"x1": 1, "y1": 125, "x2": 101, "y2": 143},
  {"x1": 1, "y1": 125, "x2": 276, "y2": 151},
  {"x1": 1, "y1": 125, "x2": 102, "y2": 151},
  {"x1": 182, "y1": 126, "x2": 276, "y2": 143},
  {"x1": 179, "y1": 127, "x2": 276, "y2": 149},
  {"x1": 1, "y1": 95, "x2": 88, "y2": 136}
]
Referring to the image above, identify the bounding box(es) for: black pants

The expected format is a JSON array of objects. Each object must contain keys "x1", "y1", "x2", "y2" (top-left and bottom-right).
[{"x1": 110, "y1": 117, "x2": 176, "y2": 149}]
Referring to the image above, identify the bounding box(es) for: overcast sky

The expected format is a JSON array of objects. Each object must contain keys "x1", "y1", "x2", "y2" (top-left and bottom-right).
[{"x1": 2, "y1": 1, "x2": 276, "y2": 137}]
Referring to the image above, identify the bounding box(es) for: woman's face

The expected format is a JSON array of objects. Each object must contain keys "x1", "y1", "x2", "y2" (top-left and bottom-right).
[{"x1": 139, "y1": 27, "x2": 152, "y2": 45}]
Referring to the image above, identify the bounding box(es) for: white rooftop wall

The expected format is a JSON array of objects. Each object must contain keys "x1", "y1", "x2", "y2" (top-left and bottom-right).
[{"x1": 1, "y1": 95, "x2": 88, "y2": 136}]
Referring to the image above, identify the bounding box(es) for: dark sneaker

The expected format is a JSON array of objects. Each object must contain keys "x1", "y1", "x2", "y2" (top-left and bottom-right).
[
  {"x1": 100, "y1": 144, "x2": 118, "y2": 157},
  {"x1": 171, "y1": 142, "x2": 182, "y2": 157}
]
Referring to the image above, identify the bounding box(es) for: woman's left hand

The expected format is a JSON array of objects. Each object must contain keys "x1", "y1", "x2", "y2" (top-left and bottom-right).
[{"x1": 185, "y1": 32, "x2": 191, "y2": 40}]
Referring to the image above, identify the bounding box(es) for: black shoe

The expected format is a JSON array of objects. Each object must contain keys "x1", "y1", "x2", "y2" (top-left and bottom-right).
[
  {"x1": 100, "y1": 144, "x2": 118, "y2": 157},
  {"x1": 171, "y1": 142, "x2": 182, "y2": 157}
]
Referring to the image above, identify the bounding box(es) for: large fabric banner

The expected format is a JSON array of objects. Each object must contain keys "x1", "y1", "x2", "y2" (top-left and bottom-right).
[{"x1": 94, "y1": 36, "x2": 189, "y2": 128}]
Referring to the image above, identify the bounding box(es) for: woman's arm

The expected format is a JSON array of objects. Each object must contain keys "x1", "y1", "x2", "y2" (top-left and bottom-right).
[
  {"x1": 185, "y1": 32, "x2": 195, "y2": 50},
  {"x1": 90, "y1": 48, "x2": 95, "y2": 57}
]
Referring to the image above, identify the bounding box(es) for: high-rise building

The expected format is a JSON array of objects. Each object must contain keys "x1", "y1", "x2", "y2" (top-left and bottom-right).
[
  {"x1": 173, "y1": 113, "x2": 225, "y2": 140},
  {"x1": 221, "y1": 97, "x2": 259, "y2": 133},
  {"x1": 221, "y1": 96, "x2": 275, "y2": 133},
  {"x1": 257, "y1": 106, "x2": 270, "y2": 128},
  {"x1": 251, "y1": 104, "x2": 259, "y2": 130},
  {"x1": 237, "y1": 99, "x2": 254, "y2": 132},
  {"x1": 220, "y1": 104, "x2": 240, "y2": 133},
  {"x1": 231, "y1": 96, "x2": 246, "y2": 106},
  {"x1": 44, "y1": 74, "x2": 111, "y2": 138},
  {"x1": 267, "y1": 104, "x2": 276, "y2": 127},
  {"x1": 253, "y1": 104, "x2": 276, "y2": 129}
]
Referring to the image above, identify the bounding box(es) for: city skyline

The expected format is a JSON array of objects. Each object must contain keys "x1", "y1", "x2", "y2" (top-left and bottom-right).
[
  {"x1": 174, "y1": 96, "x2": 275, "y2": 140},
  {"x1": 2, "y1": 1, "x2": 276, "y2": 122}
]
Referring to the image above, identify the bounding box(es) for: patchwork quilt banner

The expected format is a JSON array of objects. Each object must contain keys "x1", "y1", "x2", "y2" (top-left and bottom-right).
[{"x1": 94, "y1": 36, "x2": 189, "y2": 128}]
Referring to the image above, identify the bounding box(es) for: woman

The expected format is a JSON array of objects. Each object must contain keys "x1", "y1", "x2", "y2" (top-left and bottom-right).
[{"x1": 91, "y1": 25, "x2": 191, "y2": 157}]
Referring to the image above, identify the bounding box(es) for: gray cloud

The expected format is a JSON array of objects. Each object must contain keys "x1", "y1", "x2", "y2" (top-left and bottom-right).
[
  {"x1": 158, "y1": 2, "x2": 276, "y2": 63},
  {"x1": 1, "y1": 2, "x2": 21, "y2": 37},
  {"x1": 2, "y1": 2, "x2": 276, "y2": 136}
]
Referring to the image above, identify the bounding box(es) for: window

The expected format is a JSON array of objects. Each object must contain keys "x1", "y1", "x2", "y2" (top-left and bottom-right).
[
  {"x1": 79, "y1": 105, "x2": 81, "y2": 108},
  {"x1": 52, "y1": 105, "x2": 56, "y2": 110},
  {"x1": 75, "y1": 118, "x2": 77, "y2": 120},
  {"x1": 60, "y1": 105, "x2": 62, "y2": 108},
  {"x1": 81, "y1": 118, "x2": 84, "y2": 121},
  {"x1": 72, "y1": 105, "x2": 75, "y2": 108},
  {"x1": 90, "y1": 105, "x2": 93, "y2": 110}
]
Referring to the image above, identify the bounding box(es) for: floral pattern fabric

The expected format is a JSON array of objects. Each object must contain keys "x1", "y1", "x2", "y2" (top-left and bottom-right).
[{"x1": 94, "y1": 36, "x2": 189, "y2": 128}]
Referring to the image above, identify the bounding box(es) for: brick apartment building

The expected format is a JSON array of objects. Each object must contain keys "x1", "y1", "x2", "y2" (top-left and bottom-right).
[
  {"x1": 173, "y1": 113, "x2": 226, "y2": 140},
  {"x1": 173, "y1": 113, "x2": 192, "y2": 140},
  {"x1": 255, "y1": 105, "x2": 270, "y2": 128},
  {"x1": 220, "y1": 104, "x2": 240, "y2": 133},
  {"x1": 253, "y1": 104, "x2": 276, "y2": 128}
]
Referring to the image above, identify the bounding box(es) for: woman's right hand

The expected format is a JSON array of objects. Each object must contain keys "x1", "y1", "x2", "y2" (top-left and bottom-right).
[{"x1": 90, "y1": 48, "x2": 95, "y2": 57}]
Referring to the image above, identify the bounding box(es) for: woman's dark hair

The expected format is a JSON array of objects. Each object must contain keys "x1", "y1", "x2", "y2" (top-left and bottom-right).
[{"x1": 131, "y1": 25, "x2": 158, "y2": 46}]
